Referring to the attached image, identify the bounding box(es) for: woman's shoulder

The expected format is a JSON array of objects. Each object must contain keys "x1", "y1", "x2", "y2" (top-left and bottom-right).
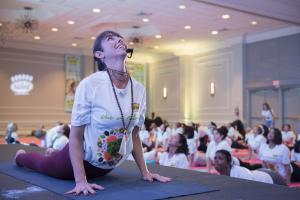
[{"x1": 131, "y1": 77, "x2": 145, "y2": 92}]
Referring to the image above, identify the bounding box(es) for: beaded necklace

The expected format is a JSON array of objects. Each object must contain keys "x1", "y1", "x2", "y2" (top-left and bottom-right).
[{"x1": 106, "y1": 68, "x2": 133, "y2": 134}]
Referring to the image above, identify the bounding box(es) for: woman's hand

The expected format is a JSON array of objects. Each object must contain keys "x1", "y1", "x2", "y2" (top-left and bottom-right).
[
  {"x1": 45, "y1": 148, "x2": 56, "y2": 156},
  {"x1": 143, "y1": 172, "x2": 172, "y2": 183},
  {"x1": 65, "y1": 180, "x2": 104, "y2": 196}
]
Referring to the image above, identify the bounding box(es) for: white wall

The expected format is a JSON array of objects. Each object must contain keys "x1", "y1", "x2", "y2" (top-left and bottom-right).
[{"x1": 148, "y1": 44, "x2": 244, "y2": 126}]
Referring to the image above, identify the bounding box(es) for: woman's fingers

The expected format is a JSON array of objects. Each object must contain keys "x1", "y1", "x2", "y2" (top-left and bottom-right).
[{"x1": 91, "y1": 183, "x2": 104, "y2": 190}]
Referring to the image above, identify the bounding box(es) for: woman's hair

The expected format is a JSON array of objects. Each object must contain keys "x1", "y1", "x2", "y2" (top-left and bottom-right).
[
  {"x1": 183, "y1": 126, "x2": 194, "y2": 139},
  {"x1": 93, "y1": 30, "x2": 123, "y2": 71},
  {"x1": 216, "y1": 149, "x2": 232, "y2": 165},
  {"x1": 232, "y1": 120, "x2": 246, "y2": 137},
  {"x1": 62, "y1": 124, "x2": 70, "y2": 138},
  {"x1": 294, "y1": 141, "x2": 300, "y2": 153},
  {"x1": 263, "y1": 102, "x2": 271, "y2": 110},
  {"x1": 268, "y1": 128, "x2": 282, "y2": 145},
  {"x1": 174, "y1": 134, "x2": 189, "y2": 155},
  {"x1": 216, "y1": 126, "x2": 228, "y2": 140}
]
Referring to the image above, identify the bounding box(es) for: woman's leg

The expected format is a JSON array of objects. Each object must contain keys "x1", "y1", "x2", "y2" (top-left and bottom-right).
[{"x1": 16, "y1": 144, "x2": 111, "y2": 180}]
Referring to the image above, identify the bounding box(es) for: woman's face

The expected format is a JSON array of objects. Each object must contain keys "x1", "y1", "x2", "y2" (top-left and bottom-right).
[
  {"x1": 213, "y1": 130, "x2": 222, "y2": 143},
  {"x1": 214, "y1": 152, "x2": 229, "y2": 172},
  {"x1": 100, "y1": 34, "x2": 127, "y2": 58},
  {"x1": 283, "y1": 125, "x2": 289, "y2": 132},
  {"x1": 168, "y1": 134, "x2": 180, "y2": 147},
  {"x1": 263, "y1": 104, "x2": 267, "y2": 110},
  {"x1": 253, "y1": 126, "x2": 260, "y2": 135},
  {"x1": 267, "y1": 129, "x2": 275, "y2": 141}
]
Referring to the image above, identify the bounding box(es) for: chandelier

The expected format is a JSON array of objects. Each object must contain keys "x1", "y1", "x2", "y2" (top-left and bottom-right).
[
  {"x1": 16, "y1": 7, "x2": 38, "y2": 33},
  {"x1": 0, "y1": 21, "x2": 13, "y2": 46}
]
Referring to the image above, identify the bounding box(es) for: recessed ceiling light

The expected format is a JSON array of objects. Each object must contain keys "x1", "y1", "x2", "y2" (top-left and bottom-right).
[
  {"x1": 142, "y1": 18, "x2": 149, "y2": 22},
  {"x1": 92, "y1": 8, "x2": 101, "y2": 13},
  {"x1": 222, "y1": 14, "x2": 230, "y2": 19},
  {"x1": 184, "y1": 25, "x2": 191, "y2": 30},
  {"x1": 51, "y1": 27, "x2": 58, "y2": 32},
  {"x1": 67, "y1": 21, "x2": 75, "y2": 25},
  {"x1": 154, "y1": 46, "x2": 159, "y2": 49},
  {"x1": 129, "y1": 42, "x2": 134, "y2": 45},
  {"x1": 211, "y1": 30, "x2": 219, "y2": 35},
  {"x1": 251, "y1": 21, "x2": 257, "y2": 25},
  {"x1": 72, "y1": 43, "x2": 77, "y2": 47},
  {"x1": 34, "y1": 36, "x2": 40, "y2": 40},
  {"x1": 178, "y1": 5, "x2": 186, "y2": 9},
  {"x1": 0, "y1": 23, "x2": 2, "y2": 27},
  {"x1": 91, "y1": 36, "x2": 96, "y2": 40},
  {"x1": 180, "y1": 39, "x2": 185, "y2": 42},
  {"x1": 155, "y1": 34, "x2": 162, "y2": 39}
]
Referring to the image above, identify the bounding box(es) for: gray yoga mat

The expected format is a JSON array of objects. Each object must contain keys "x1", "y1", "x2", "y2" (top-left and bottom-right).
[{"x1": 0, "y1": 162, "x2": 218, "y2": 200}]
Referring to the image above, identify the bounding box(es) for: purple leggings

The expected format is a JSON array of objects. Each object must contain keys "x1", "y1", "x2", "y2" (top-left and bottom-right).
[{"x1": 15, "y1": 144, "x2": 112, "y2": 180}]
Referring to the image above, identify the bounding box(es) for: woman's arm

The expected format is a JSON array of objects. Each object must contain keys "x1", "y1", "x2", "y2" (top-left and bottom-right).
[
  {"x1": 66, "y1": 126, "x2": 103, "y2": 195},
  {"x1": 132, "y1": 126, "x2": 171, "y2": 183}
]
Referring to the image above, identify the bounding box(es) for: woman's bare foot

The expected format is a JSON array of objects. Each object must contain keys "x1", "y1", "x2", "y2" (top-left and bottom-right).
[{"x1": 15, "y1": 149, "x2": 26, "y2": 160}]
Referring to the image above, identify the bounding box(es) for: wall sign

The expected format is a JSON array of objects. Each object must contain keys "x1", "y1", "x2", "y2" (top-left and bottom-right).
[{"x1": 10, "y1": 74, "x2": 34, "y2": 95}]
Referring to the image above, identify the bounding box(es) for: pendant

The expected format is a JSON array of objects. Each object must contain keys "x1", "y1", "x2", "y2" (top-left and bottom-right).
[{"x1": 118, "y1": 135, "x2": 127, "y2": 156}]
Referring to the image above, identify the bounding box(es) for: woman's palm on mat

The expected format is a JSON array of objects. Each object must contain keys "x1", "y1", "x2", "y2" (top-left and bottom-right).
[{"x1": 65, "y1": 180, "x2": 104, "y2": 196}]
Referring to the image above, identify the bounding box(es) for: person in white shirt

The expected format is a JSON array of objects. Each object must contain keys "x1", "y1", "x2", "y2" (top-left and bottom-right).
[
  {"x1": 5, "y1": 122, "x2": 19, "y2": 144},
  {"x1": 291, "y1": 141, "x2": 300, "y2": 182},
  {"x1": 206, "y1": 126, "x2": 232, "y2": 173},
  {"x1": 281, "y1": 124, "x2": 296, "y2": 148},
  {"x1": 159, "y1": 133, "x2": 189, "y2": 169},
  {"x1": 261, "y1": 102, "x2": 275, "y2": 128},
  {"x1": 214, "y1": 150, "x2": 287, "y2": 185},
  {"x1": 15, "y1": 30, "x2": 170, "y2": 196},
  {"x1": 259, "y1": 128, "x2": 292, "y2": 184},
  {"x1": 183, "y1": 126, "x2": 197, "y2": 166},
  {"x1": 247, "y1": 124, "x2": 267, "y2": 159},
  {"x1": 45, "y1": 124, "x2": 70, "y2": 156}
]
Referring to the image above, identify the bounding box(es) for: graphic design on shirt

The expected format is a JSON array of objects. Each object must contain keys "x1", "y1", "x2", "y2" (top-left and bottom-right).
[{"x1": 97, "y1": 128, "x2": 127, "y2": 166}]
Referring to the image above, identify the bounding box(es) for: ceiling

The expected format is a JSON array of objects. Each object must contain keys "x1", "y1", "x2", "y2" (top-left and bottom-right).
[{"x1": 0, "y1": 0, "x2": 299, "y2": 60}]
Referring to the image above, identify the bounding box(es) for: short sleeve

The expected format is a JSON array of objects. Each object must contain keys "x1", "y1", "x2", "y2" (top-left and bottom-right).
[
  {"x1": 176, "y1": 154, "x2": 189, "y2": 169},
  {"x1": 258, "y1": 143, "x2": 266, "y2": 160},
  {"x1": 71, "y1": 79, "x2": 93, "y2": 126},
  {"x1": 135, "y1": 87, "x2": 146, "y2": 128}
]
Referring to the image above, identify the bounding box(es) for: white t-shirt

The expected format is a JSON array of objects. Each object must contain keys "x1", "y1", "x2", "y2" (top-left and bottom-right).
[
  {"x1": 159, "y1": 152, "x2": 189, "y2": 169},
  {"x1": 71, "y1": 71, "x2": 146, "y2": 169},
  {"x1": 248, "y1": 134, "x2": 267, "y2": 152},
  {"x1": 206, "y1": 140, "x2": 231, "y2": 161},
  {"x1": 187, "y1": 138, "x2": 197, "y2": 155},
  {"x1": 45, "y1": 125, "x2": 61, "y2": 148},
  {"x1": 139, "y1": 130, "x2": 149, "y2": 143},
  {"x1": 291, "y1": 149, "x2": 300, "y2": 162},
  {"x1": 52, "y1": 134, "x2": 69, "y2": 150},
  {"x1": 261, "y1": 110, "x2": 273, "y2": 121},
  {"x1": 281, "y1": 131, "x2": 295, "y2": 143},
  {"x1": 259, "y1": 143, "x2": 291, "y2": 178},
  {"x1": 230, "y1": 165, "x2": 273, "y2": 184}
]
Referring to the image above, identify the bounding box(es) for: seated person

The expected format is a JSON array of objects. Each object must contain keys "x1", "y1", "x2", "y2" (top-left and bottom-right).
[
  {"x1": 214, "y1": 150, "x2": 286, "y2": 185},
  {"x1": 45, "y1": 124, "x2": 70, "y2": 156},
  {"x1": 291, "y1": 140, "x2": 300, "y2": 182},
  {"x1": 259, "y1": 128, "x2": 292, "y2": 184},
  {"x1": 5, "y1": 122, "x2": 19, "y2": 144},
  {"x1": 159, "y1": 133, "x2": 189, "y2": 169}
]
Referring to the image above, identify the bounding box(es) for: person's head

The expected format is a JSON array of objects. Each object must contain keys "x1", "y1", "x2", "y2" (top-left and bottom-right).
[
  {"x1": 208, "y1": 121, "x2": 217, "y2": 130},
  {"x1": 282, "y1": 124, "x2": 291, "y2": 132},
  {"x1": 214, "y1": 150, "x2": 232, "y2": 174},
  {"x1": 183, "y1": 126, "x2": 194, "y2": 139},
  {"x1": 93, "y1": 31, "x2": 127, "y2": 71},
  {"x1": 294, "y1": 141, "x2": 300, "y2": 153},
  {"x1": 168, "y1": 133, "x2": 189, "y2": 155},
  {"x1": 267, "y1": 128, "x2": 282, "y2": 145},
  {"x1": 254, "y1": 125, "x2": 264, "y2": 135},
  {"x1": 263, "y1": 102, "x2": 271, "y2": 111},
  {"x1": 213, "y1": 126, "x2": 228, "y2": 143},
  {"x1": 7, "y1": 122, "x2": 18, "y2": 133},
  {"x1": 57, "y1": 124, "x2": 70, "y2": 138}
]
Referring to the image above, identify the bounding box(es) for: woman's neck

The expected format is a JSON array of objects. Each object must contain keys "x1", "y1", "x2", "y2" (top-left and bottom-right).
[
  {"x1": 168, "y1": 147, "x2": 177, "y2": 157},
  {"x1": 268, "y1": 142, "x2": 276, "y2": 148},
  {"x1": 219, "y1": 166, "x2": 231, "y2": 176},
  {"x1": 105, "y1": 58, "x2": 126, "y2": 72}
]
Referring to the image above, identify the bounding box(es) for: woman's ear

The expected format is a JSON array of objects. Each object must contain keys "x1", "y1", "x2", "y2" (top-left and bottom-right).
[{"x1": 94, "y1": 51, "x2": 104, "y2": 59}]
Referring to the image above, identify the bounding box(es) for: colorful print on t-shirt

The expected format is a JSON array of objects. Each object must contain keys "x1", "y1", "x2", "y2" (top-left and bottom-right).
[{"x1": 97, "y1": 128, "x2": 127, "y2": 166}]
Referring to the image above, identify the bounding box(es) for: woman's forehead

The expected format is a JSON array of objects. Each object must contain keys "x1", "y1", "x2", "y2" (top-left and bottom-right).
[{"x1": 103, "y1": 32, "x2": 123, "y2": 39}]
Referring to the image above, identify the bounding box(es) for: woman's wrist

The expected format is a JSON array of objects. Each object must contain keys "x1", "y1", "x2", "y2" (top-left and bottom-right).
[{"x1": 75, "y1": 176, "x2": 87, "y2": 184}]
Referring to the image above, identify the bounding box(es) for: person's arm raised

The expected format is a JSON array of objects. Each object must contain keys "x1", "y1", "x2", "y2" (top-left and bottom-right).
[{"x1": 65, "y1": 126, "x2": 104, "y2": 196}]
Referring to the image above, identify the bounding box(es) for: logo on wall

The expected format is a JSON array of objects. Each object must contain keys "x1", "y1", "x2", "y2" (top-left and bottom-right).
[{"x1": 10, "y1": 74, "x2": 34, "y2": 95}]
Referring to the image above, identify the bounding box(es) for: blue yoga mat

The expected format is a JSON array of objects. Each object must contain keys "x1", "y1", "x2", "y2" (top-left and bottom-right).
[{"x1": 0, "y1": 163, "x2": 218, "y2": 200}]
